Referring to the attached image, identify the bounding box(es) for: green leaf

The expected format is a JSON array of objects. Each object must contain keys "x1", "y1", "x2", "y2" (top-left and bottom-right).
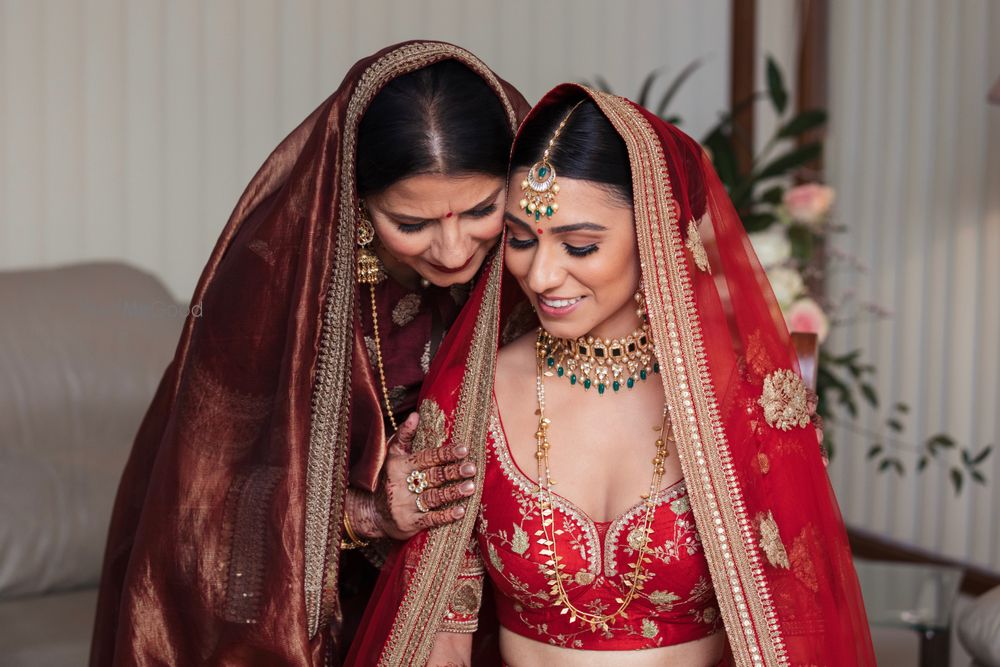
[
  {"x1": 777, "y1": 109, "x2": 828, "y2": 139},
  {"x1": 929, "y1": 434, "x2": 956, "y2": 449},
  {"x1": 742, "y1": 212, "x2": 777, "y2": 232},
  {"x1": 760, "y1": 185, "x2": 784, "y2": 206},
  {"x1": 867, "y1": 445, "x2": 883, "y2": 460},
  {"x1": 894, "y1": 402, "x2": 910, "y2": 414},
  {"x1": 972, "y1": 470, "x2": 987, "y2": 484},
  {"x1": 887, "y1": 418, "x2": 904, "y2": 433},
  {"x1": 757, "y1": 143, "x2": 823, "y2": 181},
  {"x1": 787, "y1": 224, "x2": 816, "y2": 262},
  {"x1": 950, "y1": 468, "x2": 963, "y2": 494},
  {"x1": 877, "y1": 459, "x2": 891, "y2": 472},
  {"x1": 766, "y1": 56, "x2": 788, "y2": 114},
  {"x1": 860, "y1": 383, "x2": 879, "y2": 408},
  {"x1": 636, "y1": 68, "x2": 663, "y2": 107},
  {"x1": 971, "y1": 445, "x2": 993, "y2": 464},
  {"x1": 916, "y1": 456, "x2": 928, "y2": 472},
  {"x1": 703, "y1": 129, "x2": 739, "y2": 191},
  {"x1": 656, "y1": 58, "x2": 705, "y2": 117}
]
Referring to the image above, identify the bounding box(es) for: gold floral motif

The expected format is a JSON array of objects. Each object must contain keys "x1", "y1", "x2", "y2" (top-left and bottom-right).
[
  {"x1": 413, "y1": 398, "x2": 447, "y2": 452},
  {"x1": 757, "y1": 452, "x2": 770, "y2": 475},
  {"x1": 648, "y1": 590, "x2": 681, "y2": 607},
  {"x1": 686, "y1": 220, "x2": 712, "y2": 273},
  {"x1": 745, "y1": 330, "x2": 773, "y2": 381},
  {"x1": 758, "y1": 369, "x2": 811, "y2": 431},
  {"x1": 757, "y1": 511, "x2": 790, "y2": 569},
  {"x1": 511, "y1": 523, "x2": 529, "y2": 555},
  {"x1": 574, "y1": 570, "x2": 595, "y2": 585},
  {"x1": 420, "y1": 340, "x2": 432, "y2": 375},
  {"x1": 387, "y1": 385, "x2": 407, "y2": 409},
  {"x1": 448, "y1": 580, "x2": 482, "y2": 615},
  {"x1": 790, "y1": 524, "x2": 820, "y2": 593},
  {"x1": 641, "y1": 618, "x2": 659, "y2": 638},
  {"x1": 392, "y1": 293, "x2": 422, "y2": 327}
]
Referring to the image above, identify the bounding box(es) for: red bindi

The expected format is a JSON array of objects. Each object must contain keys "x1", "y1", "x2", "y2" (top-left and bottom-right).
[
  {"x1": 445, "y1": 211, "x2": 453, "y2": 218},
  {"x1": 537, "y1": 228, "x2": 544, "y2": 234}
]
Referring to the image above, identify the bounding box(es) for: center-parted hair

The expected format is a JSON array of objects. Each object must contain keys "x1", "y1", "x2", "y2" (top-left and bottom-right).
[
  {"x1": 510, "y1": 98, "x2": 633, "y2": 206},
  {"x1": 356, "y1": 60, "x2": 514, "y2": 197}
]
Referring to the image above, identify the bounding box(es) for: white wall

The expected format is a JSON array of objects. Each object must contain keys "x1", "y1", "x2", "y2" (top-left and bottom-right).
[
  {"x1": 0, "y1": 0, "x2": 730, "y2": 299},
  {"x1": 826, "y1": 0, "x2": 1000, "y2": 570}
]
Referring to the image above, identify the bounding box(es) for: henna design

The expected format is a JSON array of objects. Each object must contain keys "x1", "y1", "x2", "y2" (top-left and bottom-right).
[{"x1": 345, "y1": 487, "x2": 385, "y2": 540}]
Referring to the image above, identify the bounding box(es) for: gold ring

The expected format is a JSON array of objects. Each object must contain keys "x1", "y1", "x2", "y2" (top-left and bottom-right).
[{"x1": 406, "y1": 469, "x2": 429, "y2": 494}]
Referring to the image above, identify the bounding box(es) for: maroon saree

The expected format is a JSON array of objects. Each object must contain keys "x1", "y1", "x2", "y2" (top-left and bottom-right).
[
  {"x1": 89, "y1": 41, "x2": 527, "y2": 666},
  {"x1": 349, "y1": 85, "x2": 876, "y2": 666}
]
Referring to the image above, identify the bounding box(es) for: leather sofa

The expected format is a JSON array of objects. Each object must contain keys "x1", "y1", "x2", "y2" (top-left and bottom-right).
[{"x1": 0, "y1": 263, "x2": 182, "y2": 666}]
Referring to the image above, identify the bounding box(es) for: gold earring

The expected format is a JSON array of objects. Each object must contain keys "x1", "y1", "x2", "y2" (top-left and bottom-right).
[
  {"x1": 634, "y1": 287, "x2": 647, "y2": 320},
  {"x1": 356, "y1": 203, "x2": 385, "y2": 285},
  {"x1": 356, "y1": 200, "x2": 397, "y2": 432}
]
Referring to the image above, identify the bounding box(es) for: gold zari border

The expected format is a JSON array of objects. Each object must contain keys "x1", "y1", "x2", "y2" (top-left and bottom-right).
[
  {"x1": 588, "y1": 89, "x2": 788, "y2": 666},
  {"x1": 304, "y1": 42, "x2": 519, "y2": 638}
]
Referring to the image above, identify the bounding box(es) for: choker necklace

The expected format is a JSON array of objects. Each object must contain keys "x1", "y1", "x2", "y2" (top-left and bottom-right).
[
  {"x1": 538, "y1": 321, "x2": 659, "y2": 395},
  {"x1": 534, "y1": 329, "x2": 672, "y2": 631}
]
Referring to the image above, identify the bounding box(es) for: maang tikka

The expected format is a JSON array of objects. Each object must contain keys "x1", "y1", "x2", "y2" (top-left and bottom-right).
[{"x1": 519, "y1": 100, "x2": 584, "y2": 222}]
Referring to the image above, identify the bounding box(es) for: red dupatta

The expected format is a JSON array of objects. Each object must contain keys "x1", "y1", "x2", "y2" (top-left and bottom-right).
[
  {"x1": 349, "y1": 85, "x2": 875, "y2": 666},
  {"x1": 89, "y1": 42, "x2": 527, "y2": 666}
]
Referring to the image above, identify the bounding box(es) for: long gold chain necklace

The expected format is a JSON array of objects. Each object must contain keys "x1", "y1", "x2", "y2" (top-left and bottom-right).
[
  {"x1": 539, "y1": 320, "x2": 659, "y2": 395},
  {"x1": 534, "y1": 329, "x2": 671, "y2": 632}
]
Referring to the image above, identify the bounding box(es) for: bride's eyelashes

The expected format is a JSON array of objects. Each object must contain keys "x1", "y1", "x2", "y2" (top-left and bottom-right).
[{"x1": 505, "y1": 234, "x2": 599, "y2": 257}]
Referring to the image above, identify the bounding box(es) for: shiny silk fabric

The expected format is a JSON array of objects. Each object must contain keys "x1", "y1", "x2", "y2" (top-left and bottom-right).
[
  {"x1": 348, "y1": 85, "x2": 876, "y2": 666},
  {"x1": 89, "y1": 42, "x2": 528, "y2": 666}
]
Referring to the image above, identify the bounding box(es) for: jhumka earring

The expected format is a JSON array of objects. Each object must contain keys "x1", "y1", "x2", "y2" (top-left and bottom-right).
[
  {"x1": 356, "y1": 202, "x2": 397, "y2": 432},
  {"x1": 519, "y1": 100, "x2": 584, "y2": 222},
  {"x1": 356, "y1": 204, "x2": 385, "y2": 285}
]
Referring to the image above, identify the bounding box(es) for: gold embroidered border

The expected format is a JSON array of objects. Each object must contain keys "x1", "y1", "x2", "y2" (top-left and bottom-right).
[
  {"x1": 381, "y1": 248, "x2": 504, "y2": 665},
  {"x1": 304, "y1": 41, "x2": 520, "y2": 638},
  {"x1": 587, "y1": 88, "x2": 787, "y2": 666}
]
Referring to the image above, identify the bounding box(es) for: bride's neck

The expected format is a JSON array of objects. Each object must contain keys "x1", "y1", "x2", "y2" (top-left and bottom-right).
[{"x1": 574, "y1": 304, "x2": 644, "y2": 341}]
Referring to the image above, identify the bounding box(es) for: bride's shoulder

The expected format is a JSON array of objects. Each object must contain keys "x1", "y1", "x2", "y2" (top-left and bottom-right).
[{"x1": 495, "y1": 330, "x2": 537, "y2": 390}]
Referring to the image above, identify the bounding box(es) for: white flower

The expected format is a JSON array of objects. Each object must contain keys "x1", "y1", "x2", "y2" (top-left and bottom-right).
[
  {"x1": 783, "y1": 184, "x2": 835, "y2": 227},
  {"x1": 785, "y1": 297, "x2": 831, "y2": 343},
  {"x1": 766, "y1": 267, "x2": 804, "y2": 309},
  {"x1": 748, "y1": 226, "x2": 792, "y2": 269}
]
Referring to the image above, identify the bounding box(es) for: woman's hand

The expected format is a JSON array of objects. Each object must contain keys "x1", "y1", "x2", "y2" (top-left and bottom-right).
[
  {"x1": 426, "y1": 632, "x2": 473, "y2": 667},
  {"x1": 372, "y1": 412, "x2": 478, "y2": 541}
]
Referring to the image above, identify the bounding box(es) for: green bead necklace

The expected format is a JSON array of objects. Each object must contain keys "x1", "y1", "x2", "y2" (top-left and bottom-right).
[{"x1": 538, "y1": 322, "x2": 659, "y2": 395}]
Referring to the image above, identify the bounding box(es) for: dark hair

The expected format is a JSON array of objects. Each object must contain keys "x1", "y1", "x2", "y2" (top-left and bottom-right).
[
  {"x1": 355, "y1": 60, "x2": 513, "y2": 197},
  {"x1": 510, "y1": 98, "x2": 633, "y2": 205}
]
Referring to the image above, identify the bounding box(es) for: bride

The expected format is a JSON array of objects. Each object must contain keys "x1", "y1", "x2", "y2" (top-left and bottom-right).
[{"x1": 347, "y1": 85, "x2": 876, "y2": 667}]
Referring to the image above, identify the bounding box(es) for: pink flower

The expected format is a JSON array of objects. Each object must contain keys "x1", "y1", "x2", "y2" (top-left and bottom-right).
[
  {"x1": 783, "y1": 184, "x2": 835, "y2": 226},
  {"x1": 785, "y1": 297, "x2": 830, "y2": 343}
]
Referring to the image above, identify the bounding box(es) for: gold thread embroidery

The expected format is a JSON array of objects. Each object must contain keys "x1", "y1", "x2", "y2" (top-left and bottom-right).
[
  {"x1": 790, "y1": 525, "x2": 820, "y2": 593},
  {"x1": 759, "y1": 369, "x2": 810, "y2": 431},
  {"x1": 305, "y1": 41, "x2": 520, "y2": 639},
  {"x1": 757, "y1": 452, "x2": 770, "y2": 475},
  {"x1": 381, "y1": 248, "x2": 503, "y2": 665},
  {"x1": 392, "y1": 293, "x2": 422, "y2": 327},
  {"x1": 588, "y1": 89, "x2": 786, "y2": 665},
  {"x1": 757, "y1": 511, "x2": 790, "y2": 569},
  {"x1": 686, "y1": 221, "x2": 712, "y2": 273}
]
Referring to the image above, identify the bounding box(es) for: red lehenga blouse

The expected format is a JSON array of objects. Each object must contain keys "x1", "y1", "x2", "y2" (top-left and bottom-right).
[{"x1": 435, "y1": 403, "x2": 723, "y2": 649}]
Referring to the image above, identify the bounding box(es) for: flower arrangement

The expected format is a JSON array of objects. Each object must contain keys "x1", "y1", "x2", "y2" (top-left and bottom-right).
[{"x1": 590, "y1": 58, "x2": 991, "y2": 492}]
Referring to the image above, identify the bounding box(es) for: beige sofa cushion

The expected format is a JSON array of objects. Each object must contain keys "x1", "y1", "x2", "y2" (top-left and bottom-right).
[
  {"x1": 0, "y1": 262, "x2": 182, "y2": 598},
  {"x1": 959, "y1": 585, "x2": 1000, "y2": 667}
]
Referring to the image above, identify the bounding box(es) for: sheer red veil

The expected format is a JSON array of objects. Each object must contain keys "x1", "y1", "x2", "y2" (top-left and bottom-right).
[{"x1": 349, "y1": 85, "x2": 875, "y2": 666}]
